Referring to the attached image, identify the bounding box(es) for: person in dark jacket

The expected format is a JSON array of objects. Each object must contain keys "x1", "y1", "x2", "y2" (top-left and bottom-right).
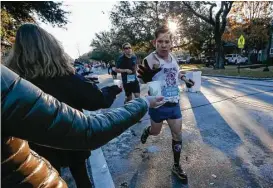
[
  {"x1": 1, "y1": 64, "x2": 165, "y2": 188},
  {"x1": 4, "y1": 23, "x2": 122, "y2": 188}
]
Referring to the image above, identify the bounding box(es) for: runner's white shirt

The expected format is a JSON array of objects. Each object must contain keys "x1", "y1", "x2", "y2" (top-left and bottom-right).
[{"x1": 145, "y1": 51, "x2": 180, "y2": 103}]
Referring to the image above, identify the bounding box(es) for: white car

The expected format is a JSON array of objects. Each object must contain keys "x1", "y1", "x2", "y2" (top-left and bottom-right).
[
  {"x1": 225, "y1": 54, "x2": 248, "y2": 64},
  {"x1": 177, "y1": 56, "x2": 191, "y2": 64}
]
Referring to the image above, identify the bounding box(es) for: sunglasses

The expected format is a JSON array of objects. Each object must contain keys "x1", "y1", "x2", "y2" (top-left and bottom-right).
[{"x1": 124, "y1": 47, "x2": 131, "y2": 50}]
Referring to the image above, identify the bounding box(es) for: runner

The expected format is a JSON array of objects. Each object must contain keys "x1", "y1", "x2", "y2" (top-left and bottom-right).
[
  {"x1": 115, "y1": 42, "x2": 140, "y2": 103},
  {"x1": 137, "y1": 25, "x2": 194, "y2": 183},
  {"x1": 108, "y1": 61, "x2": 117, "y2": 79}
]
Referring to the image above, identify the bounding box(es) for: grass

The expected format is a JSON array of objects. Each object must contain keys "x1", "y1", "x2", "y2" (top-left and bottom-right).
[{"x1": 180, "y1": 64, "x2": 273, "y2": 78}]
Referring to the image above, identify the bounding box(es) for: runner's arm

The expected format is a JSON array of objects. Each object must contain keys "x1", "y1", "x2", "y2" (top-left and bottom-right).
[{"x1": 115, "y1": 56, "x2": 131, "y2": 73}]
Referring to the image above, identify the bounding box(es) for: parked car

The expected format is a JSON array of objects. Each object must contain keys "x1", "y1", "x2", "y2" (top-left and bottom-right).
[
  {"x1": 203, "y1": 56, "x2": 216, "y2": 67},
  {"x1": 177, "y1": 56, "x2": 192, "y2": 64},
  {"x1": 225, "y1": 54, "x2": 248, "y2": 64},
  {"x1": 177, "y1": 57, "x2": 184, "y2": 64}
]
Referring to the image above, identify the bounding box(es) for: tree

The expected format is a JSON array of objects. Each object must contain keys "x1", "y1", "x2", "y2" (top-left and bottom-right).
[
  {"x1": 93, "y1": 1, "x2": 225, "y2": 62},
  {"x1": 1, "y1": 1, "x2": 69, "y2": 50},
  {"x1": 182, "y1": 1, "x2": 234, "y2": 69},
  {"x1": 90, "y1": 30, "x2": 121, "y2": 63},
  {"x1": 223, "y1": 1, "x2": 272, "y2": 60},
  {"x1": 78, "y1": 52, "x2": 92, "y2": 64},
  {"x1": 109, "y1": 1, "x2": 169, "y2": 52},
  {"x1": 177, "y1": 14, "x2": 214, "y2": 56}
]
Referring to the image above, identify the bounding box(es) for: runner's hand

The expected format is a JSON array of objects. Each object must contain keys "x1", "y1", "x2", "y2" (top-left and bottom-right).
[
  {"x1": 137, "y1": 59, "x2": 162, "y2": 83},
  {"x1": 185, "y1": 79, "x2": 195, "y2": 88}
]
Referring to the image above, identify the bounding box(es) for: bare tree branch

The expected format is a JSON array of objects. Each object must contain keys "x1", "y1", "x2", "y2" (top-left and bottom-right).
[
  {"x1": 209, "y1": 4, "x2": 216, "y2": 25},
  {"x1": 203, "y1": 1, "x2": 217, "y2": 6},
  {"x1": 182, "y1": 1, "x2": 215, "y2": 26},
  {"x1": 220, "y1": 2, "x2": 233, "y2": 34},
  {"x1": 215, "y1": 2, "x2": 224, "y2": 22}
]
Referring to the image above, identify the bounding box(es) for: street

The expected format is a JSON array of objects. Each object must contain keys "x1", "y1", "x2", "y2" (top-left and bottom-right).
[
  {"x1": 98, "y1": 71, "x2": 273, "y2": 188},
  {"x1": 3, "y1": 2, "x2": 273, "y2": 188}
]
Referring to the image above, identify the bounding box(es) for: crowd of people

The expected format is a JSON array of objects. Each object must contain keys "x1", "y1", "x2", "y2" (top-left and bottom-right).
[{"x1": 1, "y1": 23, "x2": 194, "y2": 187}]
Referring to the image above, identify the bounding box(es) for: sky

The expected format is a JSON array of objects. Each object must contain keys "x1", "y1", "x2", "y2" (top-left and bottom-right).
[{"x1": 38, "y1": 1, "x2": 117, "y2": 59}]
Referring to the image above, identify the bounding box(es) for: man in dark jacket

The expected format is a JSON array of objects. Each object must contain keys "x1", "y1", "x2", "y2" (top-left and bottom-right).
[{"x1": 1, "y1": 65, "x2": 164, "y2": 188}]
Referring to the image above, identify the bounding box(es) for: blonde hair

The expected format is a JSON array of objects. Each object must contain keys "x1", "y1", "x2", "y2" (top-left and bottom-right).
[{"x1": 5, "y1": 23, "x2": 75, "y2": 79}]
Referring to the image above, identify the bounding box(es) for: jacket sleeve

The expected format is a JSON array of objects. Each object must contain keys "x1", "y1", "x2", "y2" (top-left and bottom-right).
[
  {"x1": 1, "y1": 65, "x2": 148, "y2": 150},
  {"x1": 73, "y1": 75, "x2": 116, "y2": 110}
]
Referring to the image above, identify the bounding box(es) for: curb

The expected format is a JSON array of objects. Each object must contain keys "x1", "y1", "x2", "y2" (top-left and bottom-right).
[
  {"x1": 89, "y1": 148, "x2": 115, "y2": 188},
  {"x1": 202, "y1": 74, "x2": 273, "y2": 81},
  {"x1": 84, "y1": 109, "x2": 115, "y2": 188}
]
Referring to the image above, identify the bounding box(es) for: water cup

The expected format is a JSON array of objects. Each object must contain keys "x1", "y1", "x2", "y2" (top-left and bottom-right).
[
  {"x1": 148, "y1": 81, "x2": 162, "y2": 96},
  {"x1": 148, "y1": 81, "x2": 165, "y2": 108},
  {"x1": 113, "y1": 79, "x2": 122, "y2": 89}
]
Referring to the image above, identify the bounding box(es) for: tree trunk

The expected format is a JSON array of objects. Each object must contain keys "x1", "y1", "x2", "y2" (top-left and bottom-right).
[
  {"x1": 214, "y1": 32, "x2": 225, "y2": 69},
  {"x1": 266, "y1": 24, "x2": 272, "y2": 62}
]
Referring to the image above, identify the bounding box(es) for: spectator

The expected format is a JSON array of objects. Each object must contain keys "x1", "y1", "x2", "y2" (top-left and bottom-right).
[
  {"x1": 4, "y1": 23, "x2": 121, "y2": 188},
  {"x1": 1, "y1": 64, "x2": 164, "y2": 188}
]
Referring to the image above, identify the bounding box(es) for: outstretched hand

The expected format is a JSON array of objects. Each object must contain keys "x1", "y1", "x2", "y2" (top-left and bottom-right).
[
  {"x1": 109, "y1": 85, "x2": 122, "y2": 95},
  {"x1": 137, "y1": 59, "x2": 162, "y2": 83},
  {"x1": 102, "y1": 85, "x2": 122, "y2": 96},
  {"x1": 145, "y1": 96, "x2": 165, "y2": 108}
]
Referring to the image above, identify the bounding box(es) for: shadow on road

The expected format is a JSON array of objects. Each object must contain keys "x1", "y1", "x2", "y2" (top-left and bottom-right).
[
  {"x1": 203, "y1": 78, "x2": 273, "y2": 107},
  {"x1": 187, "y1": 89, "x2": 267, "y2": 188}
]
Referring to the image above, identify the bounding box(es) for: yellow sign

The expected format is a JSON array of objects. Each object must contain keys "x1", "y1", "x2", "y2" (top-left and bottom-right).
[{"x1": 238, "y1": 35, "x2": 245, "y2": 48}]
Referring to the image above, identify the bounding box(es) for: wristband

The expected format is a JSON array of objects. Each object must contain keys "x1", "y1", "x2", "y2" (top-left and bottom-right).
[{"x1": 180, "y1": 75, "x2": 186, "y2": 80}]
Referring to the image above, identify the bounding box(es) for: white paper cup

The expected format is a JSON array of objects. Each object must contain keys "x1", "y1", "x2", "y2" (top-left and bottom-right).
[
  {"x1": 148, "y1": 81, "x2": 162, "y2": 96},
  {"x1": 113, "y1": 79, "x2": 122, "y2": 88}
]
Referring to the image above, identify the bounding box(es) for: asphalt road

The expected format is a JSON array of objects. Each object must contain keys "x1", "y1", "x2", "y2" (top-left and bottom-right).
[{"x1": 99, "y1": 71, "x2": 273, "y2": 188}]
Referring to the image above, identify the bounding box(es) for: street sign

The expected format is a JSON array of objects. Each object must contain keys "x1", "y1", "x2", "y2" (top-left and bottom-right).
[{"x1": 238, "y1": 35, "x2": 245, "y2": 49}]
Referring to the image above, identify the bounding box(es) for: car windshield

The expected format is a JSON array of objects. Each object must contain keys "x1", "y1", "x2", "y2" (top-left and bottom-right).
[{"x1": 226, "y1": 55, "x2": 232, "y2": 57}]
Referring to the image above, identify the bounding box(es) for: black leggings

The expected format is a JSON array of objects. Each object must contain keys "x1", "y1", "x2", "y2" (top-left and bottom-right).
[
  {"x1": 70, "y1": 162, "x2": 94, "y2": 188},
  {"x1": 54, "y1": 161, "x2": 94, "y2": 188}
]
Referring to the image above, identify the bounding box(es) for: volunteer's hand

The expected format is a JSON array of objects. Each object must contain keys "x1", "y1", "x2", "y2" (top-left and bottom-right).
[{"x1": 145, "y1": 96, "x2": 165, "y2": 108}]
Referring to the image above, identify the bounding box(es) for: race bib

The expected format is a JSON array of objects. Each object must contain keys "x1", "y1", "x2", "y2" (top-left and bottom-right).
[
  {"x1": 127, "y1": 74, "x2": 136, "y2": 83},
  {"x1": 162, "y1": 86, "x2": 179, "y2": 98}
]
